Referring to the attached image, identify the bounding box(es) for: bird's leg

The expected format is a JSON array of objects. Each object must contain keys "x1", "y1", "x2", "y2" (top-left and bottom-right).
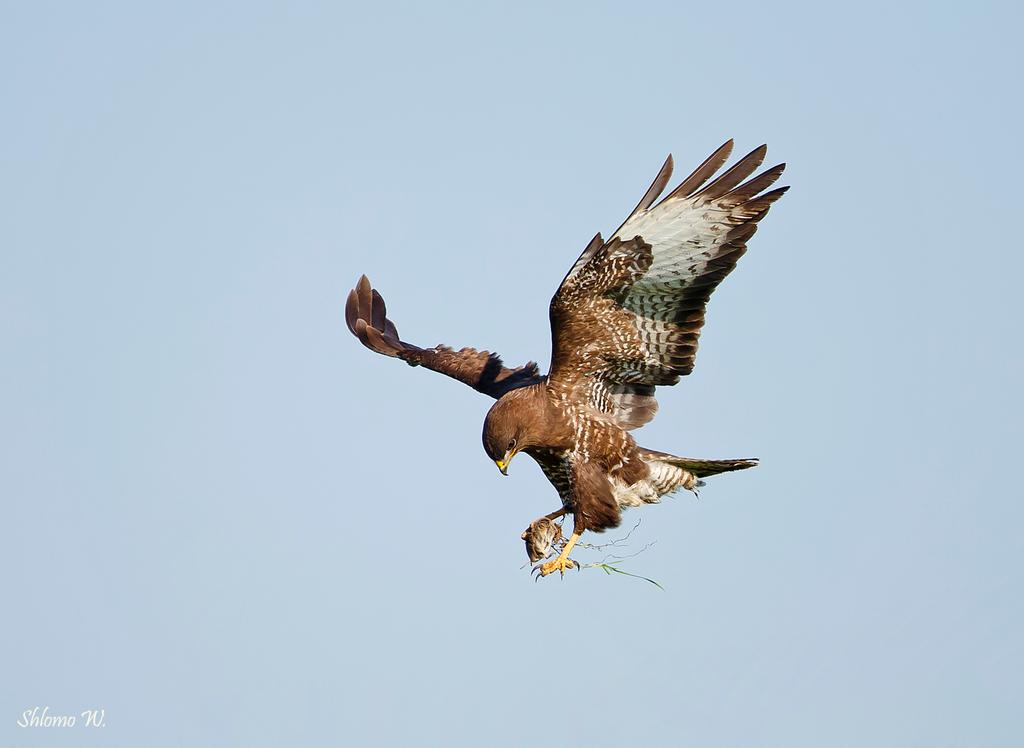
[
  {"x1": 536, "y1": 515, "x2": 583, "y2": 578},
  {"x1": 536, "y1": 532, "x2": 580, "y2": 577},
  {"x1": 543, "y1": 507, "x2": 569, "y2": 521}
]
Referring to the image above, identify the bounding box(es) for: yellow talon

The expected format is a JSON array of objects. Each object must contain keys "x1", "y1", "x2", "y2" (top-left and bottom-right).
[
  {"x1": 535, "y1": 531, "x2": 581, "y2": 578},
  {"x1": 538, "y1": 556, "x2": 577, "y2": 577}
]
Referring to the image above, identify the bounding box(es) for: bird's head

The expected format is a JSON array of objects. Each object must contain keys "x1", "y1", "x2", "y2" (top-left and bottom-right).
[{"x1": 482, "y1": 387, "x2": 545, "y2": 475}]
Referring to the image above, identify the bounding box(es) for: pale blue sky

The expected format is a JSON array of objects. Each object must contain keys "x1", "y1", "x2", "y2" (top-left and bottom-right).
[{"x1": 2, "y1": 1, "x2": 1022, "y2": 746}]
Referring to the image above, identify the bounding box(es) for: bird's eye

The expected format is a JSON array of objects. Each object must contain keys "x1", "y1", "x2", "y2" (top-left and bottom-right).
[{"x1": 507, "y1": 438, "x2": 517, "y2": 451}]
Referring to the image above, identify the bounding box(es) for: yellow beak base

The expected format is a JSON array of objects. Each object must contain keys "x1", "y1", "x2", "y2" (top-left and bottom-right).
[{"x1": 495, "y1": 448, "x2": 517, "y2": 476}]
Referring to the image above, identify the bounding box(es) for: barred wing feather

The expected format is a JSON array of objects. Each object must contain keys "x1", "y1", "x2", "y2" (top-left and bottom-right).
[
  {"x1": 346, "y1": 275, "x2": 543, "y2": 399},
  {"x1": 548, "y1": 140, "x2": 787, "y2": 429}
]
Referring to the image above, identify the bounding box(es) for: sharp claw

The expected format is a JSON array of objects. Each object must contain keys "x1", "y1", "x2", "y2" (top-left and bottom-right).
[{"x1": 531, "y1": 555, "x2": 579, "y2": 580}]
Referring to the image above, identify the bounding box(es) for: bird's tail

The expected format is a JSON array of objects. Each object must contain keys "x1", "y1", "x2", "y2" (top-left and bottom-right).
[
  {"x1": 652, "y1": 455, "x2": 759, "y2": 477},
  {"x1": 639, "y1": 449, "x2": 758, "y2": 491}
]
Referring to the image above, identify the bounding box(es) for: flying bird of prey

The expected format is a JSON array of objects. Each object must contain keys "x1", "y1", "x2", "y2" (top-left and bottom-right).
[{"x1": 346, "y1": 140, "x2": 787, "y2": 577}]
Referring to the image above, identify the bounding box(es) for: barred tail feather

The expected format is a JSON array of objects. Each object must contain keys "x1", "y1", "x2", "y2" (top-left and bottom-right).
[
  {"x1": 659, "y1": 456, "x2": 758, "y2": 477},
  {"x1": 640, "y1": 449, "x2": 758, "y2": 478}
]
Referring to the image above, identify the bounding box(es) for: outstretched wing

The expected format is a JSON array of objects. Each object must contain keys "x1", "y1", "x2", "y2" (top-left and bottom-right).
[
  {"x1": 548, "y1": 140, "x2": 787, "y2": 429},
  {"x1": 346, "y1": 275, "x2": 543, "y2": 399}
]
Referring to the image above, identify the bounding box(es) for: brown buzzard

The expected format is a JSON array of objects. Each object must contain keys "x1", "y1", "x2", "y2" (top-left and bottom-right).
[{"x1": 346, "y1": 140, "x2": 787, "y2": 577}]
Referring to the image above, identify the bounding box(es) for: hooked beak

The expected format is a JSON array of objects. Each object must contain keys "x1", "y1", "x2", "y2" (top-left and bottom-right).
[{"x1": 495, "y1": 449, "x2": 517, "y2": 476}]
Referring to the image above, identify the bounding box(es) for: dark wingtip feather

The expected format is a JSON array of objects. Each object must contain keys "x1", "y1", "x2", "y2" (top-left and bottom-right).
[
  {"x1": 727, "y1": 221, "x2": 759, "y2": 245},
  {"x1": 363, "y1": 324, "x2": 399, "y2": 356},
  {"x1": 353, "y1": 317, "x2": 368, "y2": 341},
  {"x1": 612, "y1": 154, "x2": 675, "y2": 237},
  {"x1": 698, "y1": 144, "x2": 768, "y2": 201},
  {"x1": 370, "y1": 289, "x2": 387, "y2": 331},
  {"x1": 727, "y1": 163, "x2": 786, "y2": 203},
  {"x1": 344, "y1": 288, "x2": 360, "y2": 335},
  {"x1": 347, "y1": 275, "x2": 405, "y2": 356},
  {"x1": 666, "y1": 139, "x2": 735, "y2": 201},
  {"x1": 756, "y1": 185, "x2": 790, "y2": 203},
  {"x1": 636, "y1": 154, "x2": 674, "y2": 214},
  {"x1": 356, "y1": 276, "x2": 373, "y2": 321}
]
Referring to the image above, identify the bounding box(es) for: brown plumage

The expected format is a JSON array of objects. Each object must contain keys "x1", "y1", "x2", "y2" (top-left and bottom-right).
[
  {"x1": 522, "y1": 517, "x2": 562, "y2": 564},
  {"x1": 346, "y1": 140, "x2": 786, "y2": 577}
]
